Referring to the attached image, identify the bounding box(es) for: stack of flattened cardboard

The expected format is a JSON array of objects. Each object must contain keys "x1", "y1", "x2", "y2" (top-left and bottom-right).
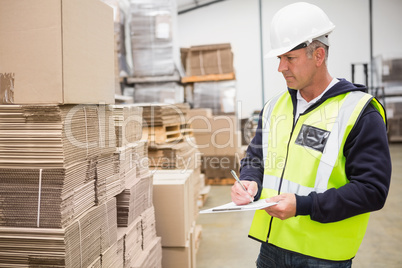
[
  {"x1": 134, "y1": 236, "x2": 162, "y2": 268},
  {"x1": 95, "y1": 153, "x2": 121, "y2": 205},
  {"x1": 0, "y1": 227, "x2": 66, "y2": 266},
  {"x1": 0, "y1": 198, "x2": 117, "y2": 267},
  {"x1": 112, "y1": 105, "x2": 143, "y2": 147},
  {"x1": 116, "y1": 174, "x2": 153, "y2": 227},
  {"x1": 0, "y1": 105, "x2": 99, "y2": 169},
  {"x1": 120, "y1": 216, "x2": 142, "y2": 265},
  {"x1": 183, "y1": 43, "x2": 234, "y2": 77},
  {"x1": 111, "y1": 104, "x2": 162, "y2": 267},
  {"x1": 141, "y1": 206, "x2": 158, "y2": 250},
  {"x1": 116, "y1": 206, "x2": 162, "y2": 268},
  {"x1": 147, "y1": 137, "x2": 198, "y2": 170},
  {"x1": 132, "y1": 206, "x2": 162, "y2": 268},
  {"x1": 141, "y1": 103, "x2": 189, "y2": 127},
  {"x1": 100, "y1": 198, "x2": 119, "y2": 266},
  {"x1": 0, "y1": 104, "x2": 117, "y2": 228}
]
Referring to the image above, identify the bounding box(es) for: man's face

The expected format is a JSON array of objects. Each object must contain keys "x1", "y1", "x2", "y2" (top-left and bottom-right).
[{"x1": 277, "y1": 48, "x2": 316, "y2": 90}]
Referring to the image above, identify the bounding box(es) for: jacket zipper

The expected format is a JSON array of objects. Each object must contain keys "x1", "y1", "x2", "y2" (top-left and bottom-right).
[{"x1": 266, "y1": 115, "x2": 298, "y2": 242}]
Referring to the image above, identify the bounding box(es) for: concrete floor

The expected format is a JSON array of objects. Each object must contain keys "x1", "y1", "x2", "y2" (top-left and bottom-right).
[{"x1": 196, "y1": 143, "x2": 402, "y2": 268}]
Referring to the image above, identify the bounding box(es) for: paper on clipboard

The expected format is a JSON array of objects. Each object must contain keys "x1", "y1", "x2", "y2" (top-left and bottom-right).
[{"x1": 200, "y1": 199, "x2": 278, "y2": 214}]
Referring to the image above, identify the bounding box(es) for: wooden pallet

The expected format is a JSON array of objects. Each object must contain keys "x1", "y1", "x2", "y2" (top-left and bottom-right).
[
  {"x1": 143, "y1": 123, "x2": 182, "y2": 144},
  {"x1": 194, "y1": 224, "x2": 203, "y2": 254},
  {"x1": 197, "y1": 185, "x2": 211, "y2": 208},
  {"x1": 180, "y1": 123, "x2": 193, "y2": 138},
  {"x1": 181, "y1": 72, "x2": 235, "y2": 83},
  {"x1": 205, "y1": 177, "x2": 236, "y2": 185}
]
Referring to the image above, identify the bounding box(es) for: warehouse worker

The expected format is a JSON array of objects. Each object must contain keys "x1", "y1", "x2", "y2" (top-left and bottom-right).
[{"x1": 231, "y1": 2, "x2": 391, "y2": 267}]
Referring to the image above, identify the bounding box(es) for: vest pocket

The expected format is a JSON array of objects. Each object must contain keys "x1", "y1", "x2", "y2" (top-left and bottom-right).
[{"x1": 295, "y1": 124, "x2": 330, "y2": 153}]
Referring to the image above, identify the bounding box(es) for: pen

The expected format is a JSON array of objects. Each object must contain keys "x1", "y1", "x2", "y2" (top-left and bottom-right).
[
  {"x1": 231, "y1": 170, "x2": 254, "y2": 203},
  {"x1": 212, "y1": 207, "x2": 242, "y2": 212}
]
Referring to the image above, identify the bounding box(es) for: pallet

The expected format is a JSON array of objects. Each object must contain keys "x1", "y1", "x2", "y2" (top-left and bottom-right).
[
  {"x1": 180, "y1": 123, "x2": 193, "y2": 138},
  {"x1": 125, "y1": 72, "x2": 181, "y2": 84},
  {"x1": 197, "y1": 185, "x2": 211, "y2": 208},
  {"x1": 194, "y1": 224, "x2": 203, "y2": 254},
  {"x1": 205, "y1": 177, "x2": 236, "y2": 185},
  {"x1": 143, "y1": 123, "x2": 182, "y2": 144},
  {"x1": 181, "y1": 72, "x2": 235, "y2": 83}
]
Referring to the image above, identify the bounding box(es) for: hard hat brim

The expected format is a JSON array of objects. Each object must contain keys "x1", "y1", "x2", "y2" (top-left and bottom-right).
[{"x1": 265, "y1": 28, "x2": 335, "y2": 58}]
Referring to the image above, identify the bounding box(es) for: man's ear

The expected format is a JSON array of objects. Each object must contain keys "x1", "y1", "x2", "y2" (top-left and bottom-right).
[{"x1": 314, "y1": 47, "x2": 326, "y2": 66}]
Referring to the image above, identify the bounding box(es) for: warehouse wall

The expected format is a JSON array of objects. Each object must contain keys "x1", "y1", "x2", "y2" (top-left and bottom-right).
[{"x1": 177, "y1": 0, "x2": 402, "y2": 118}]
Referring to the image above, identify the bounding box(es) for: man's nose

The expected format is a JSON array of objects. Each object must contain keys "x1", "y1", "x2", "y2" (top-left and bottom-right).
[{"x1": 278, "y1": 58, "x2": 288, "y2": 73}]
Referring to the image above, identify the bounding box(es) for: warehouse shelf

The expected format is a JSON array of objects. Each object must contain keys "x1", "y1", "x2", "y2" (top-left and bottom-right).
[{"x1": 181, "y1": 72, "x2": 236, "y2": 83}]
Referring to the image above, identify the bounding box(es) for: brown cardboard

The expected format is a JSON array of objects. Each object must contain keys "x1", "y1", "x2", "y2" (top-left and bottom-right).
[
  {"x1": 185, "y1": 43, "x2": 234, "y2": 76},
  {"x1": 214, "y1": 130, "x2": 242, "y2": 155},
  {"x1": 186, "y1": 108, "x2": 213, "y2": 120},
  {"x1": 153, "y1": 175, "x2": 190, "y2": 247},
  {"x1": 191, "y1": 114, "x2": 240, "y2": 156},
  {"x1": 162, "y1": 240, "x2": 192, "y2": 268},
  {"x1": 0, "y1": 0, "x2": 115, "y2": 104},
  {"x1": 202, "y1": 155, "x2": 240, "y2": 178}
]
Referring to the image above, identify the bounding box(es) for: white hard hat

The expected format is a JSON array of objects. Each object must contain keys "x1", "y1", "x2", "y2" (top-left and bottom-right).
[{"x1": 265, "y1": 2, "x2": 335, "y2": 58}]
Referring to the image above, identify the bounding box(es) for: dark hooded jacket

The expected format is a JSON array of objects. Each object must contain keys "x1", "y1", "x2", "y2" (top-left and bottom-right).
[{"x1": 240, "y1": 78, "x2": 392, "y2": 223}]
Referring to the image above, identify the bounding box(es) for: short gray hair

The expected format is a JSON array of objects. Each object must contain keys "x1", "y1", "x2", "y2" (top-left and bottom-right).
[{"x1": 306, "y1": 40, "x2": 329, "y2": 64}]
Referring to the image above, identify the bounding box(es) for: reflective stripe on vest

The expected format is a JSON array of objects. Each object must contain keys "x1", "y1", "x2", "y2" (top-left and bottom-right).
[{"x1": 248, "y1": 91, "x2": 386, "y2": 261}]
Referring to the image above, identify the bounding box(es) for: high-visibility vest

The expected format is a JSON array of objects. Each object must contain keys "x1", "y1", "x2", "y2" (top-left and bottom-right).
[{"x1": 248, "y1": 91, "x2": 386, "y2": 261}]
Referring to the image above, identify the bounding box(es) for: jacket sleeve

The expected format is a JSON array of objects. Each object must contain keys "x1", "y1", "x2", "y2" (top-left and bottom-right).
[
  {"x1": 239, "y1": 110, "x2": 265, "y2": 200},
  {"x1": 296, "y1": 103, "x2": 392, "y2": 223}
]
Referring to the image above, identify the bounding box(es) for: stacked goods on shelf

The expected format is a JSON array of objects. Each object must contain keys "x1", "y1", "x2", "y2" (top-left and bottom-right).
[
  {"x1": 134, "y1": 82, "x2": 184, "y2": 104},
  {"x1": 187, "y1": 108, "x2": 243, "y2": 184},
  {"x1": 182, "y1": 43, "x2": 234, "y2": 78},
  {"x1": 141, "y1": 103, "x2": 190, "y2": 143},
  {"x1": 181, "y1": 43, "x2": 237, "y2": 115},
  {"x1": 387, "y1": 102, "x2": 402, "y2": 142},
  {"x1": 381, "y1": 58, "x2": 402, "y2": 142},
  {"x1": 193, "y1": 80, "x2": 237, "y2": 115},
  {"x1": 128, "y1": 0, "x2": 178, "y2": 77}
]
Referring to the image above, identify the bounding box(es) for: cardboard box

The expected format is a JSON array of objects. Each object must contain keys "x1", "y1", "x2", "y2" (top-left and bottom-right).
[
  {"x1": 202, "y1": 155, "x2": 240, "y2": 178},
  {"x1": 0, "y1": 0, "x2": 115, "y2": 104},
  {"x1": 184, "y1": 43, "x2": 234, "y2": 76},
  {"x1": 215, "y1": 130, "x2": 242, "y2": 155},
  {"x1": 186, "y1": 108, "x2": 213, "y2": 120},
  {"x1": 191, "y1": 114, "x2": 241, "y2": 156},
  {"x1": 153, "y1": 174, "x2": 191, "y2": 247},
  {"x1": 162, "y1": 240, "x2": 192, "y2": 268}
]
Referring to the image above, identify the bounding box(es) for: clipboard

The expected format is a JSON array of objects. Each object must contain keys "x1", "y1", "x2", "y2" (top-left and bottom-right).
[{"x1": 200, "y1": 199, "x2": 278, "y2": 214}]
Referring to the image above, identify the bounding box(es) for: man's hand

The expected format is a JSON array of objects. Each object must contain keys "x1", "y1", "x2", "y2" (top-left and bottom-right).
[
  {"x1": 231, "y1": 180, "x2": 258, "y2": 205},
  {"x1": 263, "y1": 193, "x2": 296, "y2": 220}
]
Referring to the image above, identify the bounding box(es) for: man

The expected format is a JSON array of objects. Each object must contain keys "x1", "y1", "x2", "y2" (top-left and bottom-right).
[{"x1": 231, "y1": 2, "x2": 391, "y2": 267}]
